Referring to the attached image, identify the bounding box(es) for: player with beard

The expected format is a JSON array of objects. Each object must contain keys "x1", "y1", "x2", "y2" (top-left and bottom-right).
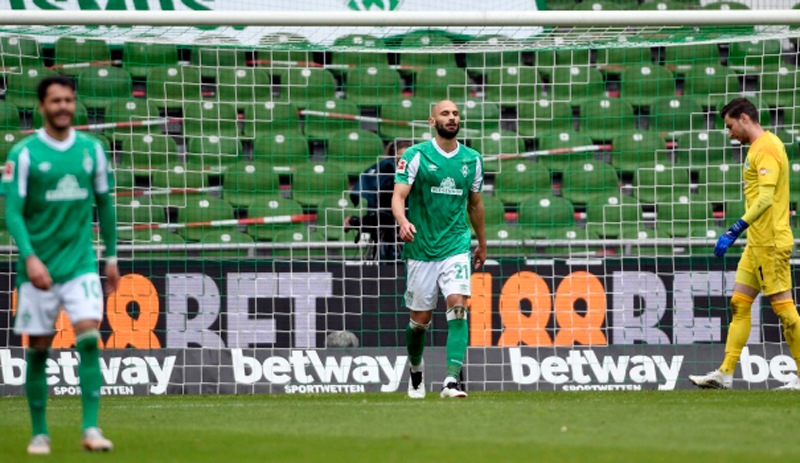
[
  {"x1": 3, "y1": 75, "x2": 118, "y2": 454},
  {"x1": 392, "y1": 100, "x2": 486, "y2": 399}
]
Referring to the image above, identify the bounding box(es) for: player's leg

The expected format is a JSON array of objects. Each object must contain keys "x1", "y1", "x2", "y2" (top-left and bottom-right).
[
  {"x1": 15, "y1": 282, "x2": 59, "y2": 455},
  {"x1": 61, "y1": 273, "x2": 112, "y2": 451},
  {"x1": 439, "y1": 253, "x2": 471, "y2": 398},
  {"x1": 761, "y1": 247, "x2": 800, "y2": 390},
  {"x1": 404, "y1": 259, "x2": 437, "y2": 399}
]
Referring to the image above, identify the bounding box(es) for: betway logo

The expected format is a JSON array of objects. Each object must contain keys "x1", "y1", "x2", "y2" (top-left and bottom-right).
[
  {"x1": 509, "y1": 348, "x2": 684, "y2": 391},
  {"x1": 0, "y1": 350, "x2": 175, "y2": 394},
  {"x1": 739, "y1": 347, "x2": 799, "y2": 384},
  {"x1": 232, "y1": 349, "x2": 406, "y2": 392}
]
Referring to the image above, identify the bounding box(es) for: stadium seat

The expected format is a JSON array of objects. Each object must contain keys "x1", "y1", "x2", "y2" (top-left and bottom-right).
[
  {"x1": 414, "y1": 67, "x2": 472, "y2": 101},
  {"x1": 0, "y1": 35, "x2": 42, "y2": 74},
  {"x1": 0, "y1": 102, "x2": 20, "y2": 130},
  {"x1": 104, "y1": 99, "x2": 162, "y2": 144},
  {"x1": 257, "y1": 32, "x2": 314, "y2": 74},
  {"x1": 516, "y1": 99, "x2": 574, "y2": 138},
  {"x1": 146, "y1": 65, "x2": 204, "y2": 109},
  {"x1": 465, "y1": 35, "x2": 523, "y2": 78},
  {"x1": 468, "y1": 130, "x2": 524, "y2": 172},
  {"x1": 242, "y1": 101, "x2": 300, "y2": 139},
  {"x1": 331, "y1": 34, "x2": 389, "y2": 73},
  {"x1": 344, "y1": 65, "x2": 403, "y2": 107},
  {"x1": 252, "y1": 129, "x2": 310, "y2": 167},
  {"x1": 517, "y1": 195, "x2": 575, "y2": 236},
  {"x1": 222, "y1": 160, "x2": 280, "y2": 208},
  {"x1": 697, "y1": 163, "x2": 744, "y2": 203},
  {"x1": 535, "y1": 227, "x2": 603, "y2": 256},
  {"x1": 663, "y1": 43, "x2": 721, "y2": 73},
  {"x1": 6, "y1": 67, "x2": 58, "y2": 110},
  {"x1": 572, "y1": 0, "x2": 631, "y2": 10},
  {"x1": 484, "y1": 66, "x2": 542, "y2": 108},
  {"x1": 493, "y1": 161, "x2": 552, "y2": 206},
  {"x1": 378, "y1": 98, "x2": 432, "y2": 140},
  {"x1": 532, "y1": 48, "x2": 592, "y2": 80},
  {"x1": 774, "y1": 129, "x2": 800, "y2": 160},
  {"x1": 270, "y1": 229, "x2": 328, "y2": 259},
  {"x1": 76, "y1": 66, "x2": 133, "y2": 110},
  {"x1": 673, "y1": 130, "x2": 731, "y2": 167},
  {"x1": 182, "y1": 101, "x2": 240, "y2": 139},
  {"x1": 32, "y1": 101, "x2": 89, "y2": 129},
  {"x1": 317, "y1": 196, "x2": 362, "y2": 242},
  {"x1": 215, "y1": 67, "x2": 273, "y2": 110},
  {"x1": 54, "y1": 37, "x2": 110, "y2": 75},
  {"x1": 483, "y1": 225, "x2": 532, "y2": 256},
  {"x1": 398, "y1": 30, "x2": 457, "y2": 72},
  {"x1": 119, "y1": 133, "x2": 180, "y2": 171},
  {"x1": 246, "y1": 195, "x2": 304, "y2": 242},
  {"x1": 303, "y1": 99, "x2": 361, "y2": 140},
  {"x1": 461, "y1": 99, "x2": 502, "y2": 133},
  {"x1": 619, "y1": 64, "x2": 675, "y2": 107},
  {"x1": 535, "y1": 131, "x2": 595, "y2": 173},
  {"x1": 325, "y1": 129, "x2": 385, "y2": 176},
  {"x1": 727, "y1": 39, "x2": 783, "y2": 70},
  {"x1": 189, "y1": 41, "x2": 248, "y2": 78},
  {"x1": 611, "y1": 131, "x2": 669, "y2": 172},
  {"x1": 549, "y1": 66, "x2": 606, "y2": 103},
  {"x1": 0, "y1": 131, "x2": 26, "y2": 162},
  {"x1": 656, "y1": 197, "x2": 713, "y2": 238},
  {"x1": 597, "y1": 47, "x2": 654, "y2": 69},
  {"x1": 122, "y1": 40, "x2": 180, "y2": 79},
  {"x1": 115, "y1": 197, "x2": 167, "y2": 242},
  {"x1": 648, "y1": 96, "x2": 706, "y2": 136},
  {"x1": 481, "y1": 194, "x2": 507, "y2": 228},
  {"x1": 789, "y1": 162, "x2": 800, "y2": 205},
  {"x1": 277, "y1": 67, "x2": 337, "y2": 109},
  {"x1": 681, "y1": 64, "x2": 739, "y2": 108},
  {"x1": 291, "y1": 162, "x2": 350, "y2": 207},
  {"x1": 579, "y1": 98, "x2": 637, "y2": 141},
  {"x1": 186, "y1": 135, "x2": 242, "y2": 172},
  {"x1": 758, "y1": 65, "x2": 800, "y2": 108},
  {"x1": 703, "y1": 1, "x2": 750, "y2": 8},
  {"x1": 129, "y1": 230, "x2": 187, "y2": 258},
  {"x1": 561, "y1": 160, "x2": 620, "y2": 205},
  {"x1": 586, "y1": 194, "x2": 642, "y2": 238},
  {"x1": 198, "y1": 230, "x2": 254, "y2": 258},
  {"x1": 635, "y1": 164, "x2": 692, "y2": 203},
  {"x1": 149, "y1": 166, "x2": 209, "y2": 208},
  {"x1": 637, "y1": 1, "x2": 696, "y2": 10},
  {"x1": 177, "y1": 196, "x2": 236, "y2": 242}
]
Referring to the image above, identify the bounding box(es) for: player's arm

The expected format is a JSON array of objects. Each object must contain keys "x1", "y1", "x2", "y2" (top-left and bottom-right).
[
  {"x1": 392, "y1": 150, "x2": 419, "y2": 243},
  {"x1": 468, "y1": 156, "x2": 486, "y2": 270},
  {"x1": 93, "y1": 143, "x2": 119, "y2": 292}
]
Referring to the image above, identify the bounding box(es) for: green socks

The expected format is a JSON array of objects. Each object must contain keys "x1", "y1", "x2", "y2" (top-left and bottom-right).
[
  {"x1": 26, "y1": 348, "x2": 49, "y2": 437},
  {"x1": 405, "y1": 320, "x2": 429, "y2": 369},
  {"x1": 445, "y1": 305, "x2": 469, "y2": 379},
  {"x1": 76, "y1": 329, "x2": 102, "y2": 431}
]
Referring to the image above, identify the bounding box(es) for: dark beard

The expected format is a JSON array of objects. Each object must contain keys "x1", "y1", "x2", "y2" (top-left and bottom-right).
[{"x1": 435, "y1": 123, "x2": 460, "y2": 139}]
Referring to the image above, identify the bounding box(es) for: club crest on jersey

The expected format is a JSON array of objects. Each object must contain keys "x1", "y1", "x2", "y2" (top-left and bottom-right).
[
  {"x1": 461, "y1": 164, "x2": 468, "y2": 178},
  {"x1": 431, "y1": 177, "x2": 463, "y2": 196},
  {"x1": 46, "y1": 175, "x2": 88, "y2": 201},
  {"x1": 397, "y1": 159, "x2": 407, "y2": 174},
  {"x1": 2, "y1": 161, "x2": 14, "y2": 182}
]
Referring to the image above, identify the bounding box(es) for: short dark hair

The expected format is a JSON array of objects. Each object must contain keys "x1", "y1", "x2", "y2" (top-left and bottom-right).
[
  {"x1": 384, "y1": 139, "x2": 414, "y2": 158},
  {"x1": 720, "y1": 98, "x2": 760, "y2": 124},
  {"x1": 37, "y1": 75, "x2": 76, "y2": 103}
]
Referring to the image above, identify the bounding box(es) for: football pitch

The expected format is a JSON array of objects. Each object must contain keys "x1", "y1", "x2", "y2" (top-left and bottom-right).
[{"x1": 1, "y1": 391, "x2": 798, "y2": 462}]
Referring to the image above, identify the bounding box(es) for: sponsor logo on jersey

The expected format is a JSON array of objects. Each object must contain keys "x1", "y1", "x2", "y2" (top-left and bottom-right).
[
  {"x1": 2, "y1": 161, "x2": 14, "y2": 182},
  {"x1": 759, "y1": 168, "x2": 770, "y2": 176},
  {"x1": 397, "y1": 159, "x2": 407, "y2": 174},
  {"x1": 428, "y1": 163, "x2": 438, "y2": 172},
  {"x1": 431, "y1": 177, "x2": 463, "y2": 196},
  {"x1": 744, "y1": 159, "x2": 751, "y2": 169},
  {"x1": 38, "y1": 162, "x2": 51, "y2": 172},
  {"x1": 461, "y1": 164, "x2": 469, "y2": 177},
  {"x1": 45, "y1": 175, "x2": 88, "y2": 201}
]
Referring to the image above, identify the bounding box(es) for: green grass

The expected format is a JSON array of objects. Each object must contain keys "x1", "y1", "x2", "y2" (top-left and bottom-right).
[{"x1": 1, "y1": 391, "x2": 799, "y2": 462}]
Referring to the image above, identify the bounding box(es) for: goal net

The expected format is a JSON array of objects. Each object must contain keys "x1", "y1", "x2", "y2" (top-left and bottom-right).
[{"x1": 1, "y1": 5, "x2": 800, "y2": 395}]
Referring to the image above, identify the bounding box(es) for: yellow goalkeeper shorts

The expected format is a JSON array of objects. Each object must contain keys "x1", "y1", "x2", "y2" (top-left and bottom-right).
[{"x1": 735, "y1": 245, "x2": 794, "y2": 296}]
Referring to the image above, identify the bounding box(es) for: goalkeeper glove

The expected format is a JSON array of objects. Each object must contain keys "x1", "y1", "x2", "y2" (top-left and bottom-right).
[{"x1": 714, "y1": 219, "x2": 748, "y2": 258}]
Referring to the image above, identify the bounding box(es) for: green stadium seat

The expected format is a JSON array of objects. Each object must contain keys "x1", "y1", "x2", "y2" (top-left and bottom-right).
[
  {"x1": 182, "y1": 101, "x2": 240, "y2": 139},
  {"x1": 76, "y1": 66, "x2": 133, "y2": 110},
  {"x1": 535, "y1": 227, "x2": 603, "y2": 256},
  {"x1": 149, "y1": 166, "x2": 209, "y2": 208},
  {"x1": 484, "y1": 225, "x2": 532, "y2": 256},
  {"x1": 518, "y1": 195, "x2": 575, "y2": 237},
  {"x1": 611, "y1": 131, "x2": 669, "y2": 171},
  {"x1": 189, "y1": 42, "x2": 248, "y2": 78},
  {"x1": 257, "y1": 32, "x2": 314, "y2": 74},
  {"x1": 579, "y1": 98, "x2": 636, "y2": 141},
  {"x1": 222, "y1": 160, "x2": 280, "y2": 208},
  {"x1": 104, "y1": 99, "x2": 162, "y2": 145},
  {"x1": 561, "y1": 161, "x2": 620, "y2": 205},
  {"x1": 656, "y1": 197, "x2": 713, "y2": 238},
  {"x1": 414, "y1": 67, "x2": 472, "y2": 102},
  {"x1": 325, "y1": 129, "x2": 385, "y2": 176},
  {"x1": 398, "y1": 30, "x2": 457, "y2": 72},
  {"x1": 317, "y1": 196, "x2": 363, "y2": 242},
  {"x1": 129, "y1": 230, "x2": 187, "y2": 258},
  {"x1": 493, "y1": 161, "x2": 552, "y2": 206},
  {"x1": 122, "y1": 40, "x2": 180, "y2": 79},
  {"x1": 115, "y1": 197, "x2": 167, "y2": 242},
  {"x1": 535, "y1": 131, "x2": 595, "y2": 173},
  {"x1": 252, "y1": 129, "x2": 310, "y2": 167},
  {"x1": 484, "y1": 66, "x2": 542, "y2": 108},
  {"x1": 0, "y1": 131, "x2": 26, "y2": 163},
  {"x1": 758, "y1": 65, "x2": 800, "y2": 108},
  {"x1": 727, "y1": 39, "x2": 783, "y2": 71},
  {"x1": 597, "y1": 47, "x2": 654, "y2": 69},
  {"x1": 549, "y1": 66, "x2": 606, "y2": 103},
  {"x1": 586, "y1": 194, "x2": 642, "y2": 238},
  {"x1": 789, "y1": 161, "x2": 800, "y2": 205},
  {"x1": 674, "y1": 130, "x2": 731, "y2": 168},
  {"x1": 6, "y1": 67, "x2": 58, "y2": 110},
  {"x1": 546, "y1": 0, "x2": 578, "y2": 8},
  {"x1": 277, "y1": 67, "x2": 337, "y2": 109},
  {"x1": 697, "y1": 163, "x2": 744, "y2": 203},
  {"x1": 146, "y1": 65, "x2": 204, "y2": 109},
  {"x1": 774, "y1": 129, "x2": 800, "y2": 160},
  {"x1": 215, "y1": 67, "x2": 273, "y2": 110},
  {"x1": 177, "y1": 196, "x2": 236, "y2": 242},
  {"x1": 119, "y1": 133, "x2": 180, "y2": 171},
  {"x1": 481, "y1": 194, "x2": 507, "y2": 227},
  {"x1": 637, "y1": 1, "x2": 696, "y2": 10},
  {"x1": 291, "y1": 162, "x2": 350, "y2": 207},
  {"x1": 465, "y1": 35, "x2": 523, "y2": 78},
  {"x1": 32, "y1": 101, "x2": 89, "y2": 129},
  {"x1": 635, "y1": 164, "x2": 692, "y2": 203},
  {"x1": 682, "y1": 64, "x2": 739, "y2": 108},
  {"x1": 246, "y1": 195, "x2": 304, "y2": 242},
  {"x1": 703, "y1": 1, "x2": 749, "y2": 8},
  {"x1": 0, "y1": 35, "x2": 42, "y2": 74},
  {"x1": 517, "y1": 99, "x2": 574, "y2": 138},
  {"x1": 461, "y1": 99, "x2": 502, "y2": 133},
  {"x1": 378, "y1": 97, "x2": 432, "y2": 140},
  {"x1": 619, "y1": 64, "x2": 675, "y2": 107},
  {"x1": 270, "y1": 229, "x2": 328, "y2": 260},
  {"x1": 198, "y1": 230, "x2": 254, "y2": 258},
  {"x1": 532, "y1": 48, "x2": 592, "y2": 81},
  {"x1": 242, "y1": 101, "x2": 300, "y2": 139},
  {"x1": 468, "y1": 130, "x2": 524, "y2": 172},
  {"x1": 186, "y1": 135, "x2": 242, "y2": 172},
  {"x1": 648, "y1": 96, "x2": 706, "y2": 136},
  {"x1": 54, "y1": 37, "x2": 110, "y2": 75},
  {"x1": 0, "y1": 102, "x2": 20, "y2": 130},
  {"x1": 345, "y1": 65, "x2": 402, "y2": 107},
  {"x1": 663, "y1": 43, "x2": 721, "y2": 73},
  {"x1": 303, "y1": 99, "x2": 361, "y2": 140},
  {"x1": 331, "y1": 34, "x2": 389, "y2": 74}
]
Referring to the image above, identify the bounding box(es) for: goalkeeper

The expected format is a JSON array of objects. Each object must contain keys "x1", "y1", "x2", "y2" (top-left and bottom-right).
[{"x1": 690, "y1": 98, "x2": 800, "y2": 390}]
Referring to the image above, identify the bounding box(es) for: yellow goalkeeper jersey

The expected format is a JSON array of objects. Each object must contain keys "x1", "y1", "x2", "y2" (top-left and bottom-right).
[{"x1": 742, "y1": 131, "x2": 793, "y2": 247}]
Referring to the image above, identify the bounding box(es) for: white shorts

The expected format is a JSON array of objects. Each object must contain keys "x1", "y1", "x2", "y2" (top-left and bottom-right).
[
  {"x1": 405, "y1": 253, "x2": 471, "y2": 311},
  {"x1": 14, "y1": 273, "x2": 104, "y2": 336}
]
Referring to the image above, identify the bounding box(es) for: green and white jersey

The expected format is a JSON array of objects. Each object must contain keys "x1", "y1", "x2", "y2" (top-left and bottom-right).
[
  {"x1": 2, "y1": 129, "x2": 116, "y2": 285},
  {"x1": 395, "y1": 139, "x2": 483, "y2": 261}
]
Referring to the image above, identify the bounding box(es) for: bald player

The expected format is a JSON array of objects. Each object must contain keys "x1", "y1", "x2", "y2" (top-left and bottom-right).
[{"x1": 392, "y1": 100, "x2": 487, "y2": 399}]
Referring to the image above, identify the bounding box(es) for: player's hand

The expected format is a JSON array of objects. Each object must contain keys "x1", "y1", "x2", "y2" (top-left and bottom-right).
[
  {"x1": 26, "y1": 255, "x2": 52, "y2": 290},
  {"x1": 104, "y1": 261, "x2": 120, "y2": 293},
  {"x1": 398, "y1": 221, "x2": 417, "y2": 242},
  {"x1": 473, "y1": 244, "x2": 487, "y2": 270},
  {"x1": 714, "y1": 219, "x2": 749, "y2": 258}
]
